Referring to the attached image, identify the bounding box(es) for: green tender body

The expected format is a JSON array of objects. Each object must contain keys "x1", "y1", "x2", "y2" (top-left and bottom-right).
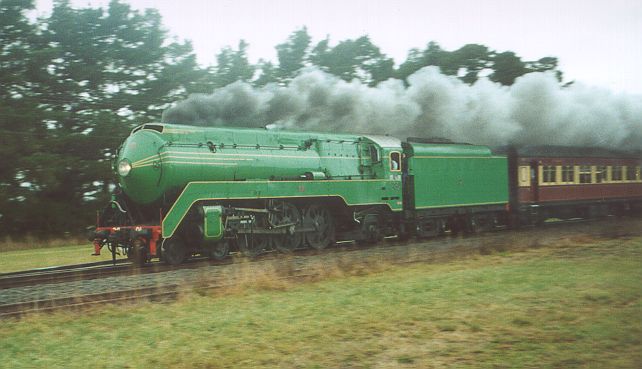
[{"x1": 405, "y1": 143, "x2": 508, "y2": 209}]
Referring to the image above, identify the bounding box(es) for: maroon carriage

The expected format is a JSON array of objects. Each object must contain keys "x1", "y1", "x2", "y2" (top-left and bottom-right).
[{"x1": 504, "y1": 146, "x2": 642, "y2": 224}]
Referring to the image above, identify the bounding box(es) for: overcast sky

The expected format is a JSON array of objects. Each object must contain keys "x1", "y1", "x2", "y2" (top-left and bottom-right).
[{"x1": 34, "y1": 0, "x2": 642, "y2": 94}]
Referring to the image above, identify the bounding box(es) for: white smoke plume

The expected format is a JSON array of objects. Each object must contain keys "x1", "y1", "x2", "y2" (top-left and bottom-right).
[{"x1": 162, "y1": 67, "x2": 642, "y2": 149}]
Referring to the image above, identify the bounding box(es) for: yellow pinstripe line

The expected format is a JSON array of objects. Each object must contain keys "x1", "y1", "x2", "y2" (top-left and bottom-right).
[
  {"x1": 133, "y1": 155, "x2": 253, "y2": 166},
  {"x1": 132, "y1": 161, "x2": 239, "y2": 169},
  {"x1": 131, "y1": 154, "x2": 159, "y2": 166},
  {"x1": 131, "y1": 150, "x2": 363, "y2": 166},
  {"x1": 163, "y1": 129, "x2": 198, "y2": 134},
  {"x1": 131, "y1": 162, "x2": 158, "y2": 169},
  {"x1": 413, "y1": 156, "x2": 506, "y2": 159},
  {"x1": 415, "y1": 201, "x2": 507, "y2": 209},
  {"x1": 181, "y1": 179, "x2": 397, "y2": 184},
  {"x1": 164, "y1": 151, "x2": 319, "y2": 159}
]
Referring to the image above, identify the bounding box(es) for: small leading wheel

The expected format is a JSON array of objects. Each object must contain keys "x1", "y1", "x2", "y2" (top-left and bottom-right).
[
  {"x1": 236, "y1": 233, "x2": 269, "y2": 258},
  {"x1": 304, "y1": 205, "x2": 335, "y2": 250},
  {"x1": 162, "y1": 237, "x2": 187, "y2": 265},
  {"x1": 129, "y1": 237, "x2": 149, "y2": 266},
  {"x1": 206, "y1": 240, "x2": 230, "y2": 260},
  {"x1": 270, "y1": 201, "x2": 303, "y2": 253}
]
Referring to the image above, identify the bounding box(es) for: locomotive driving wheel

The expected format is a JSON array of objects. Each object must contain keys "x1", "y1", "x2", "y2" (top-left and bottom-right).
[
  {"x1": 237, "y1": 233, "x2": 270, "y2": 258},
  {"x1": 358, "y1": 214, "x2": 382, "y2": 245},
  {"x1": 270, "y1": 201, "x2": 303, "y2": 253},
  {"x1": 304, "y1": 205, "x2": 335, "y2": 250},
  {"x1": 206, "y1": 240, "x2": 230, "y2": 260},
  {"x1": 162, "y1": 236, "x2": 187, "y2": 265}
]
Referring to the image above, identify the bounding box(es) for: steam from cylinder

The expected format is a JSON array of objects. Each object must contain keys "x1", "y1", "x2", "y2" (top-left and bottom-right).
[{"x1": 162, "y1": 67, "x2": 642, "y2": 149}]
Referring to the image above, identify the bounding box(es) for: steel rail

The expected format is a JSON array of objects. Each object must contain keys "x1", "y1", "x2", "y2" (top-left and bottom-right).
[
  {"x1": 0, "y1": 257, "x2": 224, "y2": 290},
  {"x1": 0, "y1": 269, "x2": 318, "y2": 319},
  {"x1": 0, "y1": 217, "x2": 624, "y2": 291},
  {"x1": 1, "y1": 217, "x2": 639, "y2": 318},
  {"x1": 0, "y1": 259, "x2": 129, "y2": 278}
]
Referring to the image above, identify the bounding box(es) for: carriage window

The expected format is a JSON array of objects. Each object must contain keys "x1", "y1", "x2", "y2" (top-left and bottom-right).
[
  {"x1": 612, "y1": 166, "x2": 623, "y2": 181},
  {"x1": 390, "y1": 152, "x2": 401, "y2": 171},
  {"x1": 625, "y1": 166, "x2": 636, "y2": 181},
  {"x1": 595, "y1": 166, "x2": 606, "y2": 183},
  {"x1": 579, "y1": 166, "x2": 592, "y2": 183},
  {"x1": 542, "y1": 165, "x2": 556, "y2": 183},
  {"x1": 562, "y1": 165, "x2": 574, "y2": 183}
]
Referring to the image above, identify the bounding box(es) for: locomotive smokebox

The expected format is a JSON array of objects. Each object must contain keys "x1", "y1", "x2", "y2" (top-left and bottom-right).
[{"x1": 116, "y1": 129, "x2": 165, "y2": 204}]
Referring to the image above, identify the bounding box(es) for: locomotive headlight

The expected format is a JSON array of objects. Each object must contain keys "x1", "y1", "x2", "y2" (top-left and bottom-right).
[{"x1": 118, "y1": 159, "x2": 132, "y2": 177}]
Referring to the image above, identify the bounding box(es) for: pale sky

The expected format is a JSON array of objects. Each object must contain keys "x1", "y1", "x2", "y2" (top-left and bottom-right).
[{"x1": 34, "y1": 0, "x2": 642, "y2": 94}]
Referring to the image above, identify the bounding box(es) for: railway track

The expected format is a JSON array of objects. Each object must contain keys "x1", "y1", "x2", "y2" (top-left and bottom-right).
[
  {"x1": 0, "y1": 244, "x2": 363, "y2": 290},
  {"x1": 0, "y1": 260, "x2": 133, "y2": 290},
  {"x1": 1, "y1": 217, "x2": 640, "y2": 319},
  {"x1": 0, "y1": 223, "x2": 558, "y2": 290},
  {"x1": 0, "y1": 268, "x2": 320, "y2": 319}
]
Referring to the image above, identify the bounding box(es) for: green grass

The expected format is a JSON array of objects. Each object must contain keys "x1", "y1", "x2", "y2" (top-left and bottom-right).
[
  {"x1": 0, "y1": 236, "x2": 87, "y2": 252},
  {"x1": 0, "y1": 244, "x2": 125, "y2": 273},
  {"x1": 1, "y1": 236, "x2": 640, "y2": 368}
]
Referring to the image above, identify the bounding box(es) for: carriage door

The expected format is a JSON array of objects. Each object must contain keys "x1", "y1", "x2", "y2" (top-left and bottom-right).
[{"x1": 530, "y1": 161, "x2": 539, "y2": 203}]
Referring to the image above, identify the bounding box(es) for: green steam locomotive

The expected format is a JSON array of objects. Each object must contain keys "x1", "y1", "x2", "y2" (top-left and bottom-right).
[{"x1": 92, "y1": 122, "x2": 510, "y2": 264}]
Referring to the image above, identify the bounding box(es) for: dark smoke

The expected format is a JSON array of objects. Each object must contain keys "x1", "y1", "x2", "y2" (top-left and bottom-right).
[{"x1": 162, "y1": 67, "x2": 642, "y2": 149}]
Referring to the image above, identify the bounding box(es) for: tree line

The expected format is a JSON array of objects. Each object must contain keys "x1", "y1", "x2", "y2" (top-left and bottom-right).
[{"x1": 0, "y1": 0, "x2": 563, "y2": 239}]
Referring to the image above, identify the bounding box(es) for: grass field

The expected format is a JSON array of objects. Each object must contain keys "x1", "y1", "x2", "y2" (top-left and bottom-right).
[
  {"x1": 0, "y1": 244, "x2": 125, "y2": 274},
  {"x1": 1, "y1": 232, "x2": 640, "y2": 368}
]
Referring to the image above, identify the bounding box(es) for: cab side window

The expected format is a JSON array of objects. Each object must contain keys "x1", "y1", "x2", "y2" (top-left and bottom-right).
[{"x1": 390, "y1": 152, "x2": 401, "y2": 171}]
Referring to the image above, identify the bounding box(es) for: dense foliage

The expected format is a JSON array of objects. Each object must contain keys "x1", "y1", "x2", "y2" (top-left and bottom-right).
[{"x1": 0, "y1": 0, "x2": 563, "y2": 238}]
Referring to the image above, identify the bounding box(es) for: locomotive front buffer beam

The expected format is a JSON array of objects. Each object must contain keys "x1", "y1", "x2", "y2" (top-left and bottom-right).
[{"x1": 91, "y1": 225, "x2": 162, "y2": 264}]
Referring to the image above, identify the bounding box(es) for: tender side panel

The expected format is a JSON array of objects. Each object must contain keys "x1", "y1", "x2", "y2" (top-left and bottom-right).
[
  {"x1": 162, "y1": 179, "x2": 403, "y2": 238},
  {"x1": 406, "y1": 144, "x2": 509, "y2": 210}
]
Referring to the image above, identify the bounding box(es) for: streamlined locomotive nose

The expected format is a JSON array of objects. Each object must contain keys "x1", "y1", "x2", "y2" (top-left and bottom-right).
[{"x1": 117, "y1": 130, "x2": 165, "y2": 204}]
